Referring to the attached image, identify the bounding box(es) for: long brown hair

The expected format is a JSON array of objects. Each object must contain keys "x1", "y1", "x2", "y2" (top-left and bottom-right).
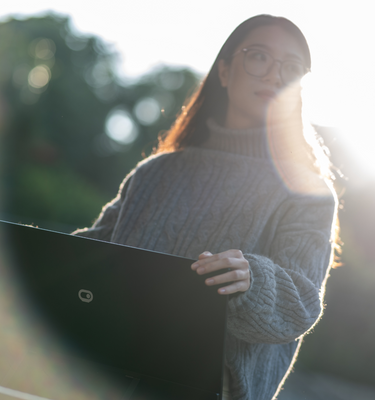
[
  {"x1": 155, "y1": 14, "x2": 311, "y2": 154},
  {"x1": 155, "y1": 14, "x2": 342, "y2": 265}
]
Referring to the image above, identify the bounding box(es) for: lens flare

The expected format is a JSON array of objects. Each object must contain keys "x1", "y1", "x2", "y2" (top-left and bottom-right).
[{"x1": 264, "y1": 82, "x2": 333, "y2": 196}]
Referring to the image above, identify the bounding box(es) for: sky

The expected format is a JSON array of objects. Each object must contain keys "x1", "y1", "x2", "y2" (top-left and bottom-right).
[{"x1": 1, "y1": 0, "x2": 375, "y2": 176}]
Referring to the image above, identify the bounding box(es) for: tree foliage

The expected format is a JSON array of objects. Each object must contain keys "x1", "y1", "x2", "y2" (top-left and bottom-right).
[{"x1": 0, "y1": 14, "x2": 200, "y2": 230}]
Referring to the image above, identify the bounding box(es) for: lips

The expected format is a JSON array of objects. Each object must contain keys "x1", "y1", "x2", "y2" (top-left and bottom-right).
[{"x1": 255, "y1": 90, "x2": 277, "y2": 100}]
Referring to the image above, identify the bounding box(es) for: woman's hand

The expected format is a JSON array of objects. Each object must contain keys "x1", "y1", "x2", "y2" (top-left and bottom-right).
[{"x1": 191, "y1": 250, "x2": 251, "y2": 295}]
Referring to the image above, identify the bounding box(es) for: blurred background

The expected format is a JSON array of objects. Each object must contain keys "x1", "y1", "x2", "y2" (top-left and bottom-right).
[{"x1": 0, "y1": 1, "x2": 374, "y2": 399}]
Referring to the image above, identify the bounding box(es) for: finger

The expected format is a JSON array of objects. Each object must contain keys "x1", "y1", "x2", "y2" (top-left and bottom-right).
[
  {"x1": 193, "y1": 249, "x2": 244, "y2": 269},
  {"x1": 205, "y1": 268, "x2": 249, "y2": 287},
  {"x1": 195, "y1": 257, "x2": 248, "y2": 275},
  {"x1": 198, "y1": 251, "x2": 212, "y2": 259},
  {"x1": 191, "y1": 251, "x2": 212, "y2": 270},
  {"x1": 217, "y1": 280, "x2": 249, "y2": 295}
]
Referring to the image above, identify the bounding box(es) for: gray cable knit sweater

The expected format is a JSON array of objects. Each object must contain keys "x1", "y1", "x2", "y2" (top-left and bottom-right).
[{"x1": 74, "y1": 119, "x2": 337, "y2": 400}]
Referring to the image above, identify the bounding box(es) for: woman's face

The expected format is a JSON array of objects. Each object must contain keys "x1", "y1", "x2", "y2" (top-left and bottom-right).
[{"x1": 218, "y1": 25, "x2": 305, "y2": 129}]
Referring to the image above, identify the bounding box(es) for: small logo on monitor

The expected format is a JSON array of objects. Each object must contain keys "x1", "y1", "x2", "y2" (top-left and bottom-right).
[{"x1": 78, "y1": 289, "x2": 93, "y2": 303}]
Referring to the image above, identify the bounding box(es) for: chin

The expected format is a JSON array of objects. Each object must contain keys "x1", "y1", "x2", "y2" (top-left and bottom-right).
[{"x1": 267, "y1": 93, "x2": 301, "y2": 124}]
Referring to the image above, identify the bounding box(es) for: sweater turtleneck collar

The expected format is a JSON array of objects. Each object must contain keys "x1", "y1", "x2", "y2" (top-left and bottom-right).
[{"x1": 200, "y1": 118, "x2": 270, "y2": 158}]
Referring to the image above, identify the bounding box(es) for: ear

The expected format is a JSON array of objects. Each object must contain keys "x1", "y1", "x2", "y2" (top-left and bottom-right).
[{"x1": 218, "y1": 59, "x2": 229, "y2": 88}]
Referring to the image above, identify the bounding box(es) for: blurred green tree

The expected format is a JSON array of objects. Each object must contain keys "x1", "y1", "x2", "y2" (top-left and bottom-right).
[{"x1": 0, "y1": 13, "x2": 200, "y2": 231}]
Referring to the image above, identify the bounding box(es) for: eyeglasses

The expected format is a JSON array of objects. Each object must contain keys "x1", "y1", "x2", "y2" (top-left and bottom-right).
[{"x1": 234, "y1": 47, "x2": 309, "y2": 85}]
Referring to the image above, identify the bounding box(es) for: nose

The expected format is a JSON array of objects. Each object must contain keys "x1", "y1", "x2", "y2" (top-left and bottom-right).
[{"x1": 262, "y1": 61, "x2": 283, "y2": 87}]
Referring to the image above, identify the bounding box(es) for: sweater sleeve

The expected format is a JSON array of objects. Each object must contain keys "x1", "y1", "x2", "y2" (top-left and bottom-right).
[
  {"x1": 227, "y1": 191, "x2": 337, "y2": 344},
  {"x1": 72, "y1": 170, "x2": 134, "y2": 241}
]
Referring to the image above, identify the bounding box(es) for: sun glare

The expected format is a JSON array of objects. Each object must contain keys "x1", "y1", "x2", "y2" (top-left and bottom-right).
[{"x1": 302, "y1": 69, "x2": 375, "y2": 178}]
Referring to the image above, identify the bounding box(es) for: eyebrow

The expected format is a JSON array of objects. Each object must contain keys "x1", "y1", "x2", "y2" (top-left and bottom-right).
[{"x1": 245, "y1": 44, "x2": 303, "y2": 62}]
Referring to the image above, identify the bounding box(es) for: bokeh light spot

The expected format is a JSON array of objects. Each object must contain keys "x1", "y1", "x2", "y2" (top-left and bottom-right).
[
  {"x1": 35, "y1": 38, "x2": 56, "y2": 60},
  {"x1": 86, "y1": 61, "x2": 112, "y2": 88},
  {"x1": 28, "y1": 65, "x2": 51, "y2": 89},
  {"x1": 159, "y1": 70, "x2": 185, "y2": 91},
  {"x1": 28, "y1": 38, "x2": 56, "y2": 61},
  {"x1": 134, "y1": 97, "x2": 160, "y2": 126},
  {"x1": 105, "y1": 109, "x2": 138, "y2": 145},
  {"x1": 64, "y1": 34, "x2": 88, "y2": 51}
]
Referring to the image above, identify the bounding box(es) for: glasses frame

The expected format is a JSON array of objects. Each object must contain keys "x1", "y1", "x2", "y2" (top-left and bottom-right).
[{"x1": 231, "y1": 47, "x2": 310, "y2": 85}]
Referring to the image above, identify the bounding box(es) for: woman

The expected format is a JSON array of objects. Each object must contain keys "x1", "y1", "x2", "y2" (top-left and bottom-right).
[{"x1": 74, "y1": 14, "x2": 338, "y2": 400}]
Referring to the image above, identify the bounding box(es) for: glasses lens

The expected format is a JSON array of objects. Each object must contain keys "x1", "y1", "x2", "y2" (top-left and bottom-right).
[
  {"x1": 244, "y1": 50, "x2": 306, "y2": 84},
  {"x1": 281, "y1": 61, "x2": 305, "y2": 84},
  {"x1": 244, "y1": 50, "x2": 273, "y2": 77}
]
